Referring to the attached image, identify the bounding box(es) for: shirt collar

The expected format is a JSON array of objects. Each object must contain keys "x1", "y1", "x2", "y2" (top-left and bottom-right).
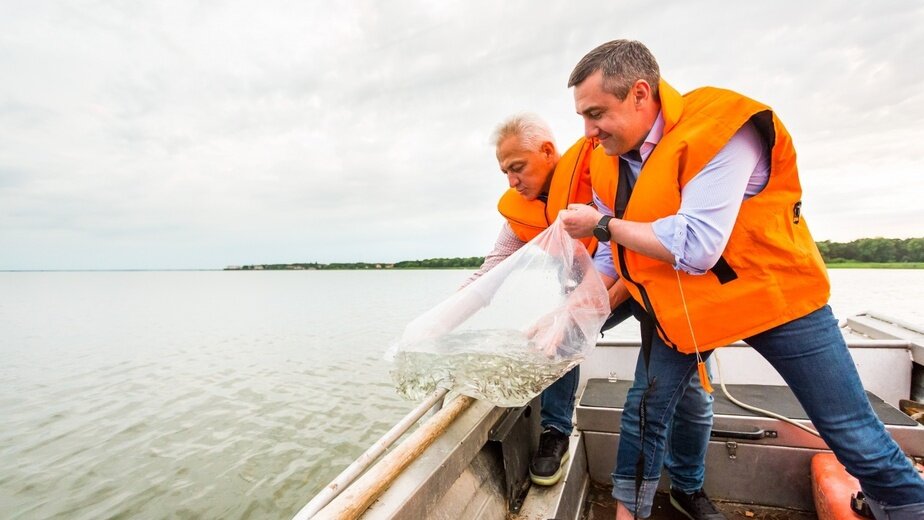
[{"x1": 621, "y1": 111, "x2": 665, "y2": 165}]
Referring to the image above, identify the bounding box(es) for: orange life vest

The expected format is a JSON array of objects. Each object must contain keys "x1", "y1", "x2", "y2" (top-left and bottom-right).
[
  {"x1": 498, "y1": 137, "x2": 598, "y2": 253},
  {"x1": 591, "y1": 81, "x2": 830, "y2": 353}
]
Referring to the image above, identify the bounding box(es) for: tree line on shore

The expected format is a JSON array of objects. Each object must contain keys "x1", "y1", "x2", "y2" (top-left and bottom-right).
[
  {"x1": 228, "y1": 257, "x2": 485, "y2": 270},
  {"x1": 227, "y1": 237, "x2": 923, "y2": 270},
  {"x1": 816, "y1": 237, "x2": 924, "y2": 263}
]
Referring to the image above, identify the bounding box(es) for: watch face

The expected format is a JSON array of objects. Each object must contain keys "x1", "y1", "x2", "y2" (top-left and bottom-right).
[{"x1": 593, "y1": 216, "x2": 611, "y2": 241}]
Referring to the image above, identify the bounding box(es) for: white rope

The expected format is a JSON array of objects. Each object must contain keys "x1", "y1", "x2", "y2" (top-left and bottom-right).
[
  {"x1": 674, "y1": 269, "x2": 821, "y2": 436},
  {"x1": 713, "y1": 352, "x2": 821, "y2": 437},
  {"x1": 674, "y1": 269, "x2": 703, "y2": 363}
]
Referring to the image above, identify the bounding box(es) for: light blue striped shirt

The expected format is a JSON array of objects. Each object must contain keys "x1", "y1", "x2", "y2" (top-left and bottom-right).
[{"x1": 593, "y1": 112, "x2": 770, "y2": 280}]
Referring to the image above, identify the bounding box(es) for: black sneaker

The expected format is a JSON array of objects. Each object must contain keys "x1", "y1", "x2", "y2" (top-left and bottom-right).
[
  {"x1": 529, "y1": 427, "x2": 570, "y2": 486},
  {"x1": 669, "y1": 487, "x2": 727, "y2": 520}
]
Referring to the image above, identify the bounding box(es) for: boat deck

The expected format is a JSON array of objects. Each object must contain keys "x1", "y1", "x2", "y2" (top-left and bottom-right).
[
  {"x1": 300, "y1": 312, "x2": 924, "y2": 520},
  {"x1": 582, "y1": 483, "x2": 817, "y2": 520}
]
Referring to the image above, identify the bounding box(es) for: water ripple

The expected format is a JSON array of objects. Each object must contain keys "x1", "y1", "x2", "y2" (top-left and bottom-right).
[{"x1": 3, "y1": 270, "x2": 917, "y2": 518}]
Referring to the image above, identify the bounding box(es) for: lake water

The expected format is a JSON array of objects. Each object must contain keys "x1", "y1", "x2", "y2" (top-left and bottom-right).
[{"x1": 1, "y1": 269, "x2": 922, "y2": 519}]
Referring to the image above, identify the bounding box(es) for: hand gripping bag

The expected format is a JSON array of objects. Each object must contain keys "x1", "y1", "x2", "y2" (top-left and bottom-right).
[{"x1": 389, "y1": 219, "x2": 609, "y2": 407}]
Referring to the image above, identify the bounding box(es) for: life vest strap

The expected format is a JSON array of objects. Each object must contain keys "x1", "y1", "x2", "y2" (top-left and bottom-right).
[
  {"x1": 710, "y1": 256, "x2": 738, "y2": 285},
  {"x1": 615, "y1": 158, "x2": 678, "y2": 351},
  {"x1": 634, "y1": 309, "x2": 656, "y2": 520}
]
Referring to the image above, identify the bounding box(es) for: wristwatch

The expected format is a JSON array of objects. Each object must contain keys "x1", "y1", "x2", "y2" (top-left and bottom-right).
[{"x1": 593, "y1": 215, "x2": 613, "y2": 241}]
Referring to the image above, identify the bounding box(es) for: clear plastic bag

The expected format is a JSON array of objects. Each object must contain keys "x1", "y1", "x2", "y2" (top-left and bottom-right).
[{"x1": 389, "y1": 218, "x2": 609, "y2": 407}]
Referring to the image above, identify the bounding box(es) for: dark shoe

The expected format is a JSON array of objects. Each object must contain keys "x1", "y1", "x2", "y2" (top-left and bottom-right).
[
  {"x1": 529, "y1": 427, "x2": 570, "y2": 486},
  {"x1": 669, "y1": 487, "x2": 727, "y2": 520}
]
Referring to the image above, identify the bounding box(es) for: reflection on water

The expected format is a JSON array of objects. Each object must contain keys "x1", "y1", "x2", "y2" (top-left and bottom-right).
[{"x1": 0, "y1": 269, "x2": 921, "y2": 518}]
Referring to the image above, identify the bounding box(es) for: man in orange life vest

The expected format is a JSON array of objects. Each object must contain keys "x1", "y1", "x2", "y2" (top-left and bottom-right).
[
  {"x1": 464, "y1": 114, "x2": 717, "y2": 495},
  {"x1": 560, "y1": 39, "x2": 924, "y2": 520}
]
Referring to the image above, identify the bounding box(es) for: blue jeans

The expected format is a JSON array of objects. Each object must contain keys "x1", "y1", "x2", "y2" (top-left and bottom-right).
[
  {"x1": 612, "y1": 305, "x2": 924, "y2": 519},
  {"x1": 611, "y1": 322, "x2": 715, "y2": 516},
  {"x1": 664, "y1": 361, "x2": 714, "y2": 493},
  {"x1": 541, "y1": 365, "x2": 579, "y2": 435}
]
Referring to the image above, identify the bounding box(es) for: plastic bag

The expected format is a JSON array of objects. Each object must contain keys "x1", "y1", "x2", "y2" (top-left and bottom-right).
[{"x1": 389, "y1": 218, "x2": 610, "y2": 407}]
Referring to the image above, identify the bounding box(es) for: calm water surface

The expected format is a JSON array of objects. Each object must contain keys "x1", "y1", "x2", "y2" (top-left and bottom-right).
[{"x1": 1, "y1": 269, "x2": 922, "y2": 519}]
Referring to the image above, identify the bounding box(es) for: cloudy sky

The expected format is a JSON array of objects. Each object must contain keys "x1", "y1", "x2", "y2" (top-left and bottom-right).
[{"x1": 1, "y1": 1, "x2": 922, "y2": 270}]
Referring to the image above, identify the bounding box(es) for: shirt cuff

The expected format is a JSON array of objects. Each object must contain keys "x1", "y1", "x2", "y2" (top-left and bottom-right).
[{"x1": 651, "y1": 215, "x2": 707, "y2": 275}]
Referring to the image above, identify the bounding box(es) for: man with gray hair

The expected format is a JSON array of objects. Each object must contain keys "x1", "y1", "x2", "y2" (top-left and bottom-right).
[
  {"x1": 461, "y1": 113, "x2": 604, "y2": 487},
  {"x1": 561, "y1": 39, "x2": 924, "y2": 520},
  {"x1": 465, "y1": 113, "x2": 714, "y2": 495}
]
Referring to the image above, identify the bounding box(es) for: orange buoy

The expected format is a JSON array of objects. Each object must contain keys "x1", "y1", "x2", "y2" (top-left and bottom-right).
[{"x1": 811, "y1": 453, "x2": 867, "y2": 519}]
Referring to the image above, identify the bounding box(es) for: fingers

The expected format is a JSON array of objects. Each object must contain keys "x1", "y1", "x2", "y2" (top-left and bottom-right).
[
  {"x1": 525, "y1": 312, "x2": 553, "y2": 341},
  {"x1": 566, "y1": 203, "x2": 600, "y2": 214},
  {"x1": 560, "y1": 204, "x2": 600, "y2": 239},
  {"x1": 542, "y1": 341, "x2": 558, "y2": 357}
]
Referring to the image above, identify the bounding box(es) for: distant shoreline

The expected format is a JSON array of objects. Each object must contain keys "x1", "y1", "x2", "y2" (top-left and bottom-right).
[
  {"x1": 825, "y1": 262, "x2": 924, "y2": 269},
  {"x1": 5, "y1": 238, "x2": 922, "y2": 272},
  {"x1": 3, "y1": 263, "x2": 922, "y2": 272},
  {"x1": 224, "y1": 258, "x2": 485, "y2": 271},
  {"x1": 224, "y1": 261, "x2": 924, "y2": 271}
]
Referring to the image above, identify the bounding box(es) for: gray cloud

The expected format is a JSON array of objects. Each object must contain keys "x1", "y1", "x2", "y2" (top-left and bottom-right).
[{"x1": 1, "y1": 0, "x2": 922, "y2": 269}]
